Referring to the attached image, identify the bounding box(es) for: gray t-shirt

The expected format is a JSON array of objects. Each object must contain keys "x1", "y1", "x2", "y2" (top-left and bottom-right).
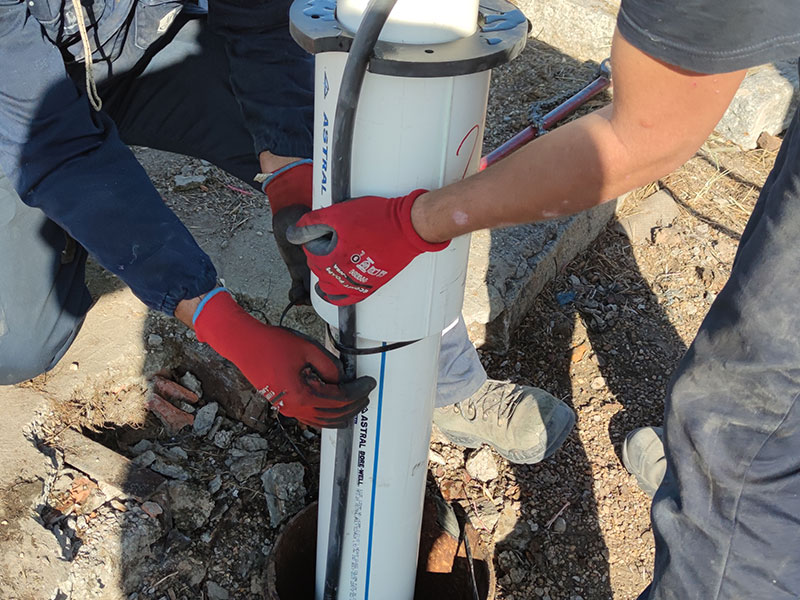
[{"x1": 617, "y1": 0, "x2": 800, "y2": 74}]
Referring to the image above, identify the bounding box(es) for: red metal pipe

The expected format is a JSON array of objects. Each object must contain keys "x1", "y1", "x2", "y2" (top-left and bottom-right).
[{"x1": 479, "y1": 70, "x2": 611, "y2": 171}]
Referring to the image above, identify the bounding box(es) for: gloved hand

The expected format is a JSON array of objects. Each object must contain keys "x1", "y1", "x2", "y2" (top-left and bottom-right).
[
  {"x1": 286, "y1": 190, "x2": 449, "y2": 306},
  {"x1": 262, "y1": 159, "x2": 313, "y2": 305},
  {"x1": 193, "y1": 288, "x2": 375, "y2": 428}
]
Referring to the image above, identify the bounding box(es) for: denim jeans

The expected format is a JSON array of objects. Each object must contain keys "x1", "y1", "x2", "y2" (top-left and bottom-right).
[{"x1": 641, "y1": 106, "x2": 800, "y2": 598}]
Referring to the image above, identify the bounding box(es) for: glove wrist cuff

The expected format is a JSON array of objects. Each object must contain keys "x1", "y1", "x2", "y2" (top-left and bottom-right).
[
  {"x1": 192, "y1": 287, "x2": 229, "y2": 327},
  {"x1": 398, "y1": 189, "x2": 450, "y2": 253},
  {"x1": 261, "y1": 159, "x2": 313, "y2": 215}
]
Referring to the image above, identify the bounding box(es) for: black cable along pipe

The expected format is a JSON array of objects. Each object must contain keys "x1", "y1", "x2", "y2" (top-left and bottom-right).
[{"x1": 324, "y1": 1, "x2": 398, "y2": 599}]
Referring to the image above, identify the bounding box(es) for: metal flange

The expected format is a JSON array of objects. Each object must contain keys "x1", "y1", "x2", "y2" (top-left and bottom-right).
[{"x1": 289, "y1": 0, "x2": 530, "y2": 77}]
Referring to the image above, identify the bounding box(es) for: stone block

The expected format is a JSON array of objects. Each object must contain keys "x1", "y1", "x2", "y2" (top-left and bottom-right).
[
  {"x1": 515, "y1": 0, "x2": 619, "y2": 64},
  {"x1": 717, "y1": 60, "x2": 799, "y2": 149}
]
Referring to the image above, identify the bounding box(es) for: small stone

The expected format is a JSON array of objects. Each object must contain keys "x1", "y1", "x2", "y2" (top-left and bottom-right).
[
  {"x1": 495, "y1": 507, "x2": 531, "y2": 551},
  {"x1": 590, "y1": 376, "x2": 606, "y2": 391},
  {"x1": 653, "y1": 227, "x2": 681, "y2": 246},
  {"x1": 140, "y1": 501, "x2": 163, "y2": 519},
  {"x1": 193, "y1": 402, "x2": 218, "y2": 436},
  {"x1": 230, "y1": 452, "x2": 268, "y2": 482},
  {"x1": 177, "y1": 558, "x2": 206, "y2": 587},
  {"x1": 179, "y1": 402, "x2": 196, "y2": 414},
  {"x1": 150, "y1": 459, "x2": 189, "y2": 481},
  {"x1": 147, "y1": 334, "x2": 163, "y2": 348},
  {"x1": 510, "y1": 567, "x2": 526, "y2": 584},
  {"x1": 470, "y1": 499, "x2": 501, "y2": 531},
  {"x1": 132, "y1": 450, "x2": 156, "y2": 468},
  {"x1": 213, "y1": 429, "x2": 233, "y2": 449},
  {"x1": 200, "y1": 531, "x2": 213, "y2": 543},
  {"x1": 174, "y1": 174, "x2": 208, "y2": 191},
  {"x1": 69, "y1": 361, "x2": 79, "y2": 371},
  {"x1": 553, "y1": 517, "x2": 567, "y2": 534},
  {"x1": 757, "y1": 131, "x2": 783, "y2": 151},
  {"x1": 130, "y1": 439, "x2": 153, "y2": 455},
  {"x1": 179, "y1": 372, "x2": 203, "y2": 398},
  {"x1": 234, "y1": 433, "x2": 269, "y2": 453},
  {"x1": 208, "y1": 475, "x2": 222, "y2": 494},
  {"x1": 157, "y1": 444, "x2": 188, "y2": 462},
  {"x1": 110, "y1": 500, "x2": 128, "y2": 512},
  {"x1": 614, "y1": 190, "x2": 680, "y2": 243},
  {"x1": 465, "y1": 447, "x2": 499, "y2": 482},
  {"x1": 261, "y1": 462, "x2": 306, "y2": 527},
  {"x1": 428, "y1": 450, "x2": 446, "y2": 465},
  {"x1": 167, "y1": 481, "x2": 215, "y2": 531},
  {"x1": 439, "y1": 479, "x2": 465, "y2": 501},
  {"x1": 205, "y1": 581, "x2": 229, "y2": 600},
  {"x1": 207, "y1": 416, "x2": 223, "y2": 440}
]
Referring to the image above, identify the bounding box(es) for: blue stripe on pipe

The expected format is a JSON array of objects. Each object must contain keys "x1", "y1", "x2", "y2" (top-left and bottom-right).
[{"x1": 364, "y1": 344, "x2": 387, "y2": 599}]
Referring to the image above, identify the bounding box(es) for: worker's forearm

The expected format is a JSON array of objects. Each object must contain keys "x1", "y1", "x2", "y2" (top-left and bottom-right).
[
  {"x1": 410, "y1": 105, "x2": 686, "y2": 243},
  {"x1": 411, "y1": 28, "x2": 746, "y2": 244}
]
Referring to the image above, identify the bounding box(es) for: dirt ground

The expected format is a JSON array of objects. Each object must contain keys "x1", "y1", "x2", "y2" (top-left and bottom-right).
[{"x1": 11, "y1": 36, "x2": 779, "y2": 600}]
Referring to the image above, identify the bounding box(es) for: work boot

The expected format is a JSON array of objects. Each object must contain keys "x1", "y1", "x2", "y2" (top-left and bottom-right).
[
  {"x1": 432, "y1": 380, "x2": 575, "y2": 464},
  {"x1": 621, "y1": 426, "x2": 666, "y2": 497}
]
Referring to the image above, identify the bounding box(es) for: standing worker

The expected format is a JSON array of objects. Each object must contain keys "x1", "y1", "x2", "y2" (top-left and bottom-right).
[
  {"x1": 289, "y1": 0, "x2": 800, "y2": 597},
  {"x1": 0, "y1": 0, "x2": 574, "y2": 464}
]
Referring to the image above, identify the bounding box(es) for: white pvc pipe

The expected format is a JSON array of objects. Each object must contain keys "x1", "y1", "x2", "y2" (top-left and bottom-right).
[{"x1": 312, "y1": 3, "x2": 490, "y2": 598}]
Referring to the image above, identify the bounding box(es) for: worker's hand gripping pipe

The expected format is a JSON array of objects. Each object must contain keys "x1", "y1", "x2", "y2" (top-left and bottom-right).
[{"x1": 324, "y1": 2, "x2": 398, "y2": 599}]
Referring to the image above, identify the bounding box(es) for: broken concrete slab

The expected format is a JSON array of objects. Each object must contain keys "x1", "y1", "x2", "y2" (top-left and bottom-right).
[
  {"x1": 463, "y1": 201, "x2": 617, "y2": 350},
  {"x1": 0, "y1": 386, "x2": 57, "y2": 521},
  {"x1": 0, "y1": 386, "x2": 68, "y2": 600},
  {"x1": 58, "y1": 427, "x2": 165, "y2": 501}
]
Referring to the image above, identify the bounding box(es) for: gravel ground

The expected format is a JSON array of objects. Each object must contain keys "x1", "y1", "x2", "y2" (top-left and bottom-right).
[{"x1": 22, "y1": 34, "x2": 778, "y2": 600}]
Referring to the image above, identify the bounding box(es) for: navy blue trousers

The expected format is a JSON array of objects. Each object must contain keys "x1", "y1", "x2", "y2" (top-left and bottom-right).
[
  {"x1": 641, "y1": 107, "x2": 800, "y2": 598},
  {"x1": 0, "y1": 16, "x2": 303, "y2": 383}
]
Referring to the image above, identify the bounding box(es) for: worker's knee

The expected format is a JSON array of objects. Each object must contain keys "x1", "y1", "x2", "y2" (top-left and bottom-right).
[{"x1": 0, "y1": 317, "x2": 83, "y2": 385}]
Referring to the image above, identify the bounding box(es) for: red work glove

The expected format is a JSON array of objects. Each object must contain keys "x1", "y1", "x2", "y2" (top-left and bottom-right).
[
  {"x1": 285, "y1": 190, "x2": 449, "y2": 306},
  {"x1": 262, "y1": 159, "x2": 313, "y2": 305},
  {"x1": 193, "y1": 289, "x2": 375, "y2": 428}
]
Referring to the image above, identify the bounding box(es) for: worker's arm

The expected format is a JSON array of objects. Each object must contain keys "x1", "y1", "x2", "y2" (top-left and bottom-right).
[
  {"x1": 287, "y1": 28, "x2": 745, "y2": 305},
  {"x1": 0, "y1": 1, "x2": 217, "y2": 315},
  {"x1": 409, "y1": 29, "x2": 746, "y2": 243}
]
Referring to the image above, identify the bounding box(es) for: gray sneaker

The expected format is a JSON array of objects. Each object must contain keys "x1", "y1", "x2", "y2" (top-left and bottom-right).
[
  {"x1": 621, "y1": 426, "x2": 666, "y2": 497},
  {"x1": 432, "y1": 380, "x2": 575, "y2": 464}
]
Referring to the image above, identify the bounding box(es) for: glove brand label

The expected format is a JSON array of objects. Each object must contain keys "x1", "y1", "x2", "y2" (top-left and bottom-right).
[
  {"x1": 325, "y1": 265, "x2": 371, "y2": 295},
  {"x1": 355, "y1": 255, "x2": 387, "y2": 278},
  {"x1": 348, "y1": 269, "x2": 368, "y2": 283}
]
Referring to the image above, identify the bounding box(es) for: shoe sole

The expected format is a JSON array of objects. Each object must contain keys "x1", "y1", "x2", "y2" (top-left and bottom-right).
[{"x1": 441, "y1": 409, "x2": 576, "y2": 465}]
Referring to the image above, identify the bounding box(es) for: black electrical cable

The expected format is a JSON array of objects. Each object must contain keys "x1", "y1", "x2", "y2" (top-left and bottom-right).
[{"x1": 323, "y1": 1, "x2": 398, "y2": 599}]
